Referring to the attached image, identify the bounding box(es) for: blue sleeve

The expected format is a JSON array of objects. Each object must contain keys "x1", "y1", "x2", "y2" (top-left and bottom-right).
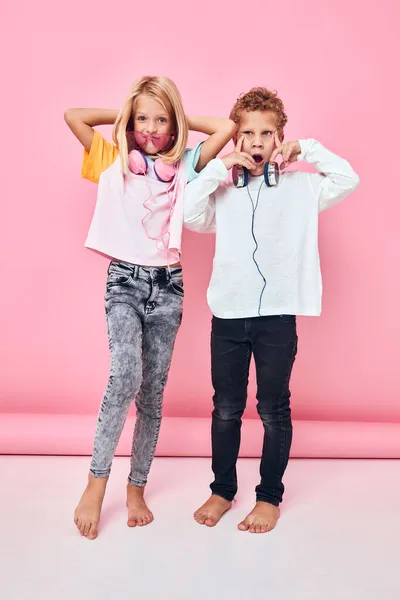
[{"x1": 183, "y1": 141, "x2": 204, "y2": 182}]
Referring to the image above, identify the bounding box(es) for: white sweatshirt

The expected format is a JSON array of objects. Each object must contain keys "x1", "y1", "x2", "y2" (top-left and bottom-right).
[{"x1": 184, "y1": 139, "x2": 360, "y2": 318}]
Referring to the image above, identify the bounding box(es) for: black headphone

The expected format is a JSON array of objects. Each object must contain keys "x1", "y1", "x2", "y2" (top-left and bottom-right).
[{"x1": 232, "y1": 162, "x2": 280, "y2": 188}]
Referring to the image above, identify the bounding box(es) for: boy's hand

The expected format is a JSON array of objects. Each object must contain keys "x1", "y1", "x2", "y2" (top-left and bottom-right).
[
  {"x1": 221, "y1": 136, "x2": 256, "y2": 171},
  {"x1": 270, "y1": 133, "x2": 301, "y2": 170}
]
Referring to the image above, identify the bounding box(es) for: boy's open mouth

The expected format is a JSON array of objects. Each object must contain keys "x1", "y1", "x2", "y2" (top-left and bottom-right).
[{"x1": 252, "y1": 154, "x2": 264, "y2": 164}]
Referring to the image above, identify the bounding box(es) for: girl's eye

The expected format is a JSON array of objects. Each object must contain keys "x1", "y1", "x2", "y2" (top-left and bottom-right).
[
  {"x1": 159, "y1": 118, "x2": 167, "y2": 123},
  {"x1": 137, "y1": 116, "x2": 146, "y2": 121}
]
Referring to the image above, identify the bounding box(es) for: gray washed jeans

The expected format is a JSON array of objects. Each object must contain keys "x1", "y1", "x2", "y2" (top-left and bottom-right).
[{"x1": 90, "y1": 261, "x2": 184, "y2": 486}]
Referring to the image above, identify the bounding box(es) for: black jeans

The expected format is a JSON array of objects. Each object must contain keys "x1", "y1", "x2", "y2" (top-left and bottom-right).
[{"x1": 210, "y1": 315, "x2": 298, "y2": 506}]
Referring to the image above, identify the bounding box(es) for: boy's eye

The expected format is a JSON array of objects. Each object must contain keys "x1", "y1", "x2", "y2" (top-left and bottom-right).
[
  {"x1": 263, "y1": 131, "x2": 272, "y2": 136},
  {"x1": 243, "y1": 131, "x2": 252, "y2": 135}
]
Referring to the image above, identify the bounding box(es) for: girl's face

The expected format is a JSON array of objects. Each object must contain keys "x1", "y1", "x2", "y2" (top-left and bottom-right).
[{"x1": 133, "y1": 94, "x2": 174, "y2": 155}]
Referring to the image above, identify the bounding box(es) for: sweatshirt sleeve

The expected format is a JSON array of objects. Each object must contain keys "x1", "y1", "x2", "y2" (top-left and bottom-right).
[
  {"x1": 183, "y1": 158, "x2": 228, "y2": 233},
  {"x1": 297, "y1": 139, "x2": 360, "y2": 212}
]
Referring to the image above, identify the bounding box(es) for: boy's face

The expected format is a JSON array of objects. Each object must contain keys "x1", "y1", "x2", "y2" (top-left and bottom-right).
[{"x1": 236, "y1": 110, "x2": 281, "y2": 176}]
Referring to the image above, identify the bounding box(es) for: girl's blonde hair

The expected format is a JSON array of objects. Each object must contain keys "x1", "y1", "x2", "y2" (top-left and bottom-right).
[{"x1": 113, "y1": 76, "x2": 188, "y2": 175}]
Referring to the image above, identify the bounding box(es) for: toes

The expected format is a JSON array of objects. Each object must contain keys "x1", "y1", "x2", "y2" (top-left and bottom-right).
[
  {"x1": 83, "y1": 522, "x2": 91, "y2": 537},
  {"x1": 128, "y1": 518, "x2": 137, "y2": 527},
  {"x1": 238, "y1": 521, "x2": 249, "y2": 531},
  {"x1": 77, "y1": 519, "x2": 85, "y2": 535},
  {"x1": 128, "y1": 519, "x2": 137, "y2": 527},
  {"x1": 194, "y1": 512, "x2": 206, "y2": 524},
  {"x1": 88, "y1": 524, "x2": 98, "y2": 540},
  {"x1": 205, "y1": 518, "x2": 217, "y2": 527}
]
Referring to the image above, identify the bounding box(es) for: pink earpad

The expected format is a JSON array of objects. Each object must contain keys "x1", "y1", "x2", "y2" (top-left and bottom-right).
[
  {"x1": 154, "y1": 160, "x2": 177, "y2": 183},
  {"x1": 128, "y1": 150, "x2": 148, "y2": 175}
]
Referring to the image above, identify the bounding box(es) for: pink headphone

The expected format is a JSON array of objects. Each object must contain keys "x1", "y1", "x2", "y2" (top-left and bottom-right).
[{"x1": 127, "y1": 131, "x2": 177, "y2": 183}]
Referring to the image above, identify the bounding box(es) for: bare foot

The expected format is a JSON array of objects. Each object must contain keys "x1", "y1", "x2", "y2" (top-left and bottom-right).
[
  {"x1": 74, "y1": 474, "x2": 108, "y2": 540},
  {"x1": 238, "y1": 501, "x2": 280, "y2": 533},
  {"x1": 126, "y1": 484, "x2": 153, "y2": 527},
  {"x1": 193, "y1": 495, "x2": 232, "y2": 527}
]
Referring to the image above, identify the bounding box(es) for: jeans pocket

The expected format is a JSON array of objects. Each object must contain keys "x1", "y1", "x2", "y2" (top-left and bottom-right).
[
  {"x1": 170, "y1": 281, "x2": 184, "y2": 297},
  {"x1": 107, "y1": 262, "x2": 132, "y2": 286}
]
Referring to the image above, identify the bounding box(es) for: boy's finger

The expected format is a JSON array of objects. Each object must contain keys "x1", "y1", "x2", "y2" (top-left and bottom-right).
[
  {"x1": 239, "y1": 152, "x2": 257, "y2": 165},
  {"x1": 270, "y1": 146, "x2": 283, "y2": 162},
  {"x1": 235, "y1": 136, "x2": 244, "y2": 152}
]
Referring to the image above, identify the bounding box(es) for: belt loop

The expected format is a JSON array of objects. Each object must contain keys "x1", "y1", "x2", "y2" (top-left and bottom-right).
[{"x1": 133, "y1": 265, "x2": 139, "y2": 279}]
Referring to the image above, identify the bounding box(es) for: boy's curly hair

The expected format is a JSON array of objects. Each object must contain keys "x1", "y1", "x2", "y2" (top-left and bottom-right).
[{"x1": 229, "y1": 87, "x2": 287, "y2": 133}]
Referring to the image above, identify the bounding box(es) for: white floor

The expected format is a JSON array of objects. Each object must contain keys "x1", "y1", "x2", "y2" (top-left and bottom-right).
[{"x1": 1, "y1": 457, "x2": 400, "y2": 600}]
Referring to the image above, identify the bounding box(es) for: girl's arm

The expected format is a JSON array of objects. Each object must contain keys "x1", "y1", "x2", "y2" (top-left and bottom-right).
[
  {"x1": 64, "y1": 108, "x2": 119, "y2": 152},
  {"x1": 187, "y1": 116, "x2": 237, "y2": 172}
]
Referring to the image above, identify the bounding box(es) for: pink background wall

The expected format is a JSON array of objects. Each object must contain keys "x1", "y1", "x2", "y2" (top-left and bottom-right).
[{"x1": 2, "y1": 0, "x2": 400, "y2": 454}]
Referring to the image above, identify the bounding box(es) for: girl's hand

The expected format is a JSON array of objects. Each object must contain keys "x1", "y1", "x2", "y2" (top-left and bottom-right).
[
  {"x1": 221, "y1": 136, "x2": 257, "y2": 171},
  {"x1": 270, "y1": 133, "x2": 301, "y2": 170}
]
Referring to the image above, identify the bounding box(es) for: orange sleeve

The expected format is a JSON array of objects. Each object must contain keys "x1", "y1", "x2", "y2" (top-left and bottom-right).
[{"x1": 81, "y1": 130, "x2": 119, "y2": 183}]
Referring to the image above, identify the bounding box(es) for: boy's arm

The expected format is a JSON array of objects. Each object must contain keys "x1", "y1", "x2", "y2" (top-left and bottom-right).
[
  {"x1": 64, "y1": 108, "x2": 119, "y2": 151},
  {"x1": 297, "y1": 139, "x2": 360, "y2": 211},
  {"x1": 187, "y1": 116, "x2": 237, "y2": 172},
  {"x1": 270, "y1": 137, "x2": 360, "y2": 211},
  {"x1": 271, "y1": 136, "x2": 360, "y2": 212},
  {"x1": 184, "y1": 138, "x2": 257, "y2": 232},
  {"x1": 184, "y1": 159, "x2": 228, "y2": 233}
]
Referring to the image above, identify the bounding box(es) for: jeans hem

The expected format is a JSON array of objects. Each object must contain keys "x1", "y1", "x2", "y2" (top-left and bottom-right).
[
  {"x1": 128, "y1": 477, "x2": 147, "y2": 488},
  {"x1": 89, "y1": 469, "x2": 110, "y2": 479},
  {"x1": 255, "y1": 495, "x2": 280, "y2": 507},
  {"x1": 210, "y1": 489, "x2": 236, "y2": 502}
]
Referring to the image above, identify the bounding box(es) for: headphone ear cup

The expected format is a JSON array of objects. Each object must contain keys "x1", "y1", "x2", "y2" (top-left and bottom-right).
[
  {"x1": 128, "y1": 150, "x2": 148, "y2": 175},
  {"x1": 264, "y1": 162, "x2": 280, "y2": 187},
  {"x1": 154, "y1": 159, "x2": 177, "y2": 183},
  {"x1": 233, "y1": 165, "x2": 248, "y2": 188}
]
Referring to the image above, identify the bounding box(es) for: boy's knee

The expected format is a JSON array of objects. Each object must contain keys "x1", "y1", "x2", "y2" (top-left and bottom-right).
[
  {"x1": 257, "y1": 401, "x2": 292, "y2": 428},
  {"x1": 212, "y1": 402, "x2": 245, "y2": 422}
]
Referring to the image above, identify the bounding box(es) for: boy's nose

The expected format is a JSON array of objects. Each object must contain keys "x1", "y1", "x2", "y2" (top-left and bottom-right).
[{"x1": 252, "y1": 138, "x2": 263, "y2": 148}]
